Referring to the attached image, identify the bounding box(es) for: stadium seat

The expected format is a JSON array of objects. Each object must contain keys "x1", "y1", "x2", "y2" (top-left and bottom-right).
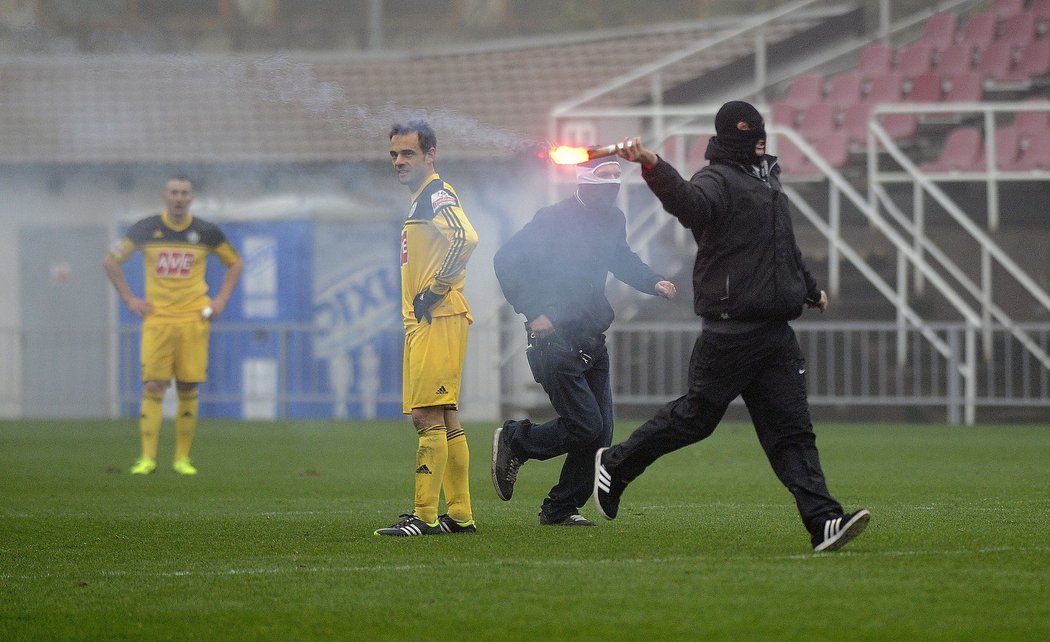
[
  {"x1": 1034, "y1": 0, "x2": 1050, "y2": 34},
  {"x1": 1006, "y1": 36, "x2": 1050, "y2": 81},
  {"x1": 896, "y1": 42, "x2": 933, "y2": 79},
  {"x1": 813, "y1": 131, "x2": 850, "y2": 169},
  {"x1": 943, "y1": 72, "x2": 983, "y2": 102},
  {"x1": 921, "y1": 127, "x2": 982, "y2": 172},
  {"x1": 882, "y1": 113, "x2": 919, "y2": 140},
  {"x1": 1011, "y1": 130, "x2": 1050, "y2": 169},
  {"x1": 991, "y1": 0, "x2": 1024, "y2": 20},
  {"x1": 936, "y1": 43, "x2": 977, "y2": 79},
  {"x1": 906, "y1": 71, "x2": 944, "y2": 102},
  {"x1": 823, "y1": 71, "x2": 864, "y2": 110},
  {"x1": 771, "y1": 100, "x2": 797, "y2": 127},
  {"x1": 798, "y1": 102, "x2": 837, "y2": 141},
  {"x1": 866, "y1": 72, "x2": 903, "y2": 103},
  {"x1": 958, "y1": 11, "x2": 997, "y2": 51},
  {"x1": 841, "y1": 102, "x2": 874, "y2": 144},
  {"x1": 1011, "y1": 99, "x2": 1050, "y2": 135},
  {"x1": 856, "y1": 42, "x2": 894, "y2": 81},
  {"x1": 977, "y1": 41, "x2": 1016, "y2": 81},
  {"x1": 780, "y1": 72, "x2": 824, "y2": 109},
  {"x1": 773, "y1": 135, "x2": 816, "y2": 176},
  {"x1": 997, "y1": 11, "x2": 1035, "y2": 49},
  {"x1": 976, "y1": 126, "x2": 1023, "y2": 170},
  {"x1": 921, "y1": 12, "x2": 958, "y2": 52}
]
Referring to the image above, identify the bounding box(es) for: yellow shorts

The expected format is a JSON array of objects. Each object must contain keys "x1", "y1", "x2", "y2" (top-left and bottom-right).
[
  {"x1": 403, "y1": 314, "x2": 469, "y2": 413},
  {"x1": 141, "y1": 319, "x2": 211, "y2": 383}
]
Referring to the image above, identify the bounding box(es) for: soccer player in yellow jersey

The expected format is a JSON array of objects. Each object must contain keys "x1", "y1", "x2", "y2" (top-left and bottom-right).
[
  {"x1": 104, "y1": 175, "x2": 243, "y2": 476},
  {"x1": 375, "y1": 120, "x2": 480, "y2": 536}
]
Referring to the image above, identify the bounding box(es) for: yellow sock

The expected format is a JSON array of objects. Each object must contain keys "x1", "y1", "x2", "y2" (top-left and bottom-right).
[
  {"x1": 139, "y1": 390, "x2": 164, "y2": 460},
  {"x1": 443, "y1": 428, "x2": 473, "y2": 522},
  {"x1": 174, "y1": 388, "x2": 199, "y2": 461},
  {"x1": 413, "y1": 425, "x2": 448, "y2": 524}
]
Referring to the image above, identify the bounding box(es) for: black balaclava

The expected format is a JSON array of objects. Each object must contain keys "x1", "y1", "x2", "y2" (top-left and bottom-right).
[
  {"x1": 705, "y1": 100, "x2": 767, "y2": 164},
  {"x1": 575, "y1": 157, "x2": 621, "y2": 210}
]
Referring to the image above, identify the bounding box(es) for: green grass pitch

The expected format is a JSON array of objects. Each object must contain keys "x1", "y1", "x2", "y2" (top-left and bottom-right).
[{"x1": 1, "y1": 418, "x2": 1048, "y2": 641}]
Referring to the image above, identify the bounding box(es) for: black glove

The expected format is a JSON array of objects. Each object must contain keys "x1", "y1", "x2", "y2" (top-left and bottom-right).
[{"x1": 413, "y1": 289, "x2": 444, "y2": 323}]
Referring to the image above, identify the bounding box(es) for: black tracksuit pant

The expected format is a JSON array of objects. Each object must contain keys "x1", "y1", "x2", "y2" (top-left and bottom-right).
[
  {"x1": 504, "y1": 333, "x2": 613, "y2": 521},
  {"x1": 603, "y1": 320, "x2": 843, "y2": 534}
]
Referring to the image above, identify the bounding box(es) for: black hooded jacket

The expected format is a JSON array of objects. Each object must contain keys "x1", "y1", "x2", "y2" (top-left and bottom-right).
[
  {"x1": 494, "y1": 194, "x2": 663, "y2": 340},
  {"x1": 641, "y1": 155, "x2": 820, "y2": 322}
]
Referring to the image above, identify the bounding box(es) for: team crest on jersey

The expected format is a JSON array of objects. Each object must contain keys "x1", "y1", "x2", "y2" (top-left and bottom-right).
[
  {"x1": 431, "y1": 190, "x2": 456, "y2": 211},
  {"x1": 186, "y1": 230, "x2": 200, "y2": 245},
  {"x1": 152, "y1": 229, "x2": 164, "y2": 239}
]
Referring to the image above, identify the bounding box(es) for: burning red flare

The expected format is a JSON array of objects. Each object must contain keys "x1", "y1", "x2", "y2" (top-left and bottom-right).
[{"x1": 547, "y1": 142, "x2": 631, "y2": 165}]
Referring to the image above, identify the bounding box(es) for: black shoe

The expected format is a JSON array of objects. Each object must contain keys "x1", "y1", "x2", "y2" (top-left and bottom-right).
[
  {"x1": 593, "y1": 447, "x2": 627, "y2": 520},
  {"x1": 491, "y1": 422, "x2": 524, "y2": 501},
  {"x1": 438, "y1": 513, "x2": 477, "y2": 534},
  {"x1": 374, "y1": 513, "x2": 443, "y2": 537},
  {"x1": 539, "y1": 513, "x2": 595, "y2": 527},
  {"x1": 812, "y1": 509, "x2": 871, "y2": 552}
]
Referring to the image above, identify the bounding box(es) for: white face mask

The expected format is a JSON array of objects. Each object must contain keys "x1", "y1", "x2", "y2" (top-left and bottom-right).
[{"x1": 575, "y1": 160, "x2": 622, "y2": 185}]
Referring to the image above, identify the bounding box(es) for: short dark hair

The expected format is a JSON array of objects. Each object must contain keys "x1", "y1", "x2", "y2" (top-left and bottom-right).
[
  {"x1": 389, "y1": 120, "x2": 436, "y2": 153},
  {"x1": 168, "y1": 174, "x2": 193, "y2": 186}
]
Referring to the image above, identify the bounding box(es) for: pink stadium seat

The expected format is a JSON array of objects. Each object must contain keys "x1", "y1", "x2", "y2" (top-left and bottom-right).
[
  {"x1": 1034, "y1": 0, "x2": 1050, "y2": 31},
  {"x1": 841, "y1": 103, "x2": 873, "y2": 144},
  {"x1": 976, "y1": 126, "x2": 1023, "y2": 170},
  {"x1": 959, "y1": 11, "x2": 997, "y2": 50},
  {"x1": 1006, "y1": 36, "x2": 1050, "y2": 81},
  {"x1": 943, "y1": 72, "x2": 983, "y2": 102},
  {"x1": 896, "y1": 42, "x2": 933, "y2": 79},
  {"x1": 921, "y1": 127, "x2": 982, "y2": 172},
  {"x1": 774, "y1": 136, "x2": 816, "y2": 176},
  {"x1": 921, "y1": 12, "x2": 958, "y2": 52},
  {"x1": 977, "y1": 41, "x2": 1015, "y2": 80},
  {"x1": 1012, "y1": 100, "x2": 1050, "y2": 135},
  {"x1": 882, "y1": 113, "x2": 919, "y2": 140},
  {"x1": 906, "y1": 72, "x2": 943, "y2": 102},
  {"x1": 823, "y1": 71, "x2": 864, "y2": 110},
  {"x1": 771, "y1": 101, "x2": 797, "y2": 127},
  {"x1": 857, "y1": 42, "x2": 894, "y2": 80},
  {"x1": 998, "y1": 11, "x2": 1035, "y2": 49},
  {"x1": 991, "y1": 0, "x2": 1024, "y2": 20},
  {"x1": 936, "y1": 43, "x2": 976, "y2": 78},
  {"x1": 1011, "y1": 131, "x2": 1050, "y2": 169},
  {"x1": 813, "y1": 132, "x2": 850, "y2": 169},
  {"x1": 866, "y1": 73, "x2": 903, "y2": 103},
  {"x1": 798, "y1": 103, "x2": 837, "y2": 141},
  {"x1": 780, "y1": 72, "x2": 824, "y2": 109}
]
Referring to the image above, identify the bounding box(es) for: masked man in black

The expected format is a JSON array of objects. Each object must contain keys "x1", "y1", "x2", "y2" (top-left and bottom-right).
[
  {"x1": 492, "y1": 157, "x2": 677, "y2": 526},
  {"x1": 593, "y1": 101, "x2": 870, "y2": 552}
]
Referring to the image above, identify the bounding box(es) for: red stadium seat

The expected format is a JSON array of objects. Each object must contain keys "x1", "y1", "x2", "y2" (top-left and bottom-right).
[
  {"x1": 991, "y1": 0, "x2": 1024, "y2": 20},
  {"x1": 943, "y1": 72, "x2": 983, "y2": 102},
  {"x1": 921, "y1": 127, "x2": 982, "y2": 172},
  {"x1": 896, "y1": 42, "x2": 933, "y2": 80},
  {"x1": 936, "y1": 43, "x2": 976, "y2": 79},
  {"x1": 771, "y1": 101, "x2": 797, "y2": 127},
  {"x1": 977, "y1": 41, "x2": 1017, "y2": 82},
  {"x1": 1006, "y1": 36, "x2": 1050, "y2": 81},
  {"x1": 1034, "y1": 0, "x2": 1050, "y2": 31},
  {"x1": 959, "y1": 11, "x2": 996, "y2": 50},
  {"x1": 997, "y1": 11, "x2": 1035, "y2": 49},
  {"x1": 773, "y1": 136, "x2": 816, "y2": 176},
  {"x1": 1012, "y1": 99, "x2": 1050, "y2": 136},
  {"x1": 921, "y1": 12, "x2": 958, "y2": 52},
  {"x1": 813, "y1": 132, "x2": 850, "y2": 169},
  {"x1": 857, "y1": 42, "x2": 893, "y2": 81},
  {"x1": 823, "y1": 72, "x2": 863, "y2": 110},
  {"x1": 1011, "y1": 130, "x2": 1050, "y2": 169},
  {"x1": 976, "y1": 126, "x2": 1023, "y2": 170},
  {"x1": 841, "y1": 103, "x2": 874, "y2": 144},
  {"x1": 798, "y1": 103, "x2": 837, "y2": 141},
  {"x1": 882, "y1": 113, "x2": 919, "y2": 140},
  {"x1": 780, "y1": 72, "x2": 824, "y2": 110},
  {"x1": 906, "y1": 72, "x2": 943, "y2": 102},
  {"x1": 866, "y1": 72, "x2": 903, "y2": 103}
]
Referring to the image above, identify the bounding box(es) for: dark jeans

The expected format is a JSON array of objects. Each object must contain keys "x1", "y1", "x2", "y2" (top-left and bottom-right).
[
  {"x1": 603, "y1": 321, "x2": 843, "y2": 534},
  {"x1": 504, "y1": 332, "x2": 613, "y2": 520}
]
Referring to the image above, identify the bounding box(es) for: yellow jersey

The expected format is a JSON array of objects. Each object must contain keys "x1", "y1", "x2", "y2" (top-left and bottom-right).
[
  {"x1": 110, "y1": 211, "x2": 240, "y2": 323},
  {"x1": 400, "y1": 174, "x2": 478, "y2": 329}
]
